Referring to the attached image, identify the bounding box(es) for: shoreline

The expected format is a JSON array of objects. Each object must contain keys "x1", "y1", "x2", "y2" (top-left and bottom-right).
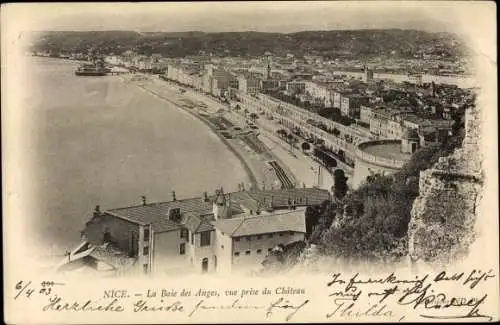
[
  {"x1": 126, "y1": 76, "x2": 259, "y2": 190},
  {"x1": 146, "y1": 76, "x2": 334, "y2": 191}
]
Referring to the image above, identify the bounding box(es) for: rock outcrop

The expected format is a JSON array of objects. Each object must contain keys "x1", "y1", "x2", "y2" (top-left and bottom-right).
[{"x1": 408, "y1": 104, "x2": 483, "y2": 265}]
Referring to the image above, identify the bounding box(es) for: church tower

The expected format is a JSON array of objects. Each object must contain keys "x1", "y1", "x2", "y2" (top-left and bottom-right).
[{"x1": 213, "y1": 187, "x2": 230, "y2": 219}]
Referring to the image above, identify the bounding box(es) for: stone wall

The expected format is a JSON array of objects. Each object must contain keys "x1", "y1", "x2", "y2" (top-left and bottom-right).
[{"x1": 408, "y1": 104, "x2": 483, "y2": 265}]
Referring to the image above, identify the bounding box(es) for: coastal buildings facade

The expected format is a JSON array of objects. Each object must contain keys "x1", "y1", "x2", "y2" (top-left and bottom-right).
[
  {"x1": 340, "y1": 94, "x2": 369, "y2": 118},
  {"x1": 159, "y1": 55, "x2": 463, "y2": 191},
  {"x1": 238, "y1": 72, "x2": 263, "y2": 94}
]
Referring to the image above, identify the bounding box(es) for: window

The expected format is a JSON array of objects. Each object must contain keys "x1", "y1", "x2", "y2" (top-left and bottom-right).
[
  {"x1": 257, "y1": 235, "x2": 262, "y2": 240},
  {"x1": 143, "y1": 246, "x2": 149, "y2": 255},
  {"x1": 180, "y1": 229, "x2": 188, "y2": 239},
  {"x1": 235, "y1": 237, "x2": 240, "y2": 242},
  {"x1": 257, "y1": 249, "x2": 262, "y2": 254},
  {"x1": 279, "y1": 233, "x2": 285, "y2": 237},
  {"x1": 191, "y1": 233, "x2": 194, "y2": 244},
  {"x1": 245, "y1": 251, "x2": 251, "y2": 255},
  {"x1": 289, "y1": 231, "x2": 294, "y2": 236},
  {"x1": 246, "y1": 236, "x2": 252, "y2": 241},
  {"x1": 143, "y1": 264, "x2": 148, "y2": 274},
  {"x1": 144, "y1": 228, "x2": 150, "y2": 242},
  {"x1": 179, "y1": 243, "x2": 186, "y2": 255},
  {"x1": 234, "y1": 252, "x2": 240, "y2": 256},
  {"x1": 268, "y1": 248, "x2": 273, "y2": 252},
  {"x1": 200, "y1": 231, "x2": 211, "y2": 247},
  {"x1": 267, "y1": 234, "x2": 273, "y2": 238}
]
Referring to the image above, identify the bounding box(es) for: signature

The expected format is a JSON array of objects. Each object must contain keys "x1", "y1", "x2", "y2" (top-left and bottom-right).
[
  {"x1": 326, "y1": 299, "x2": 394, "y2": 319},
  {"x1": 398, "y1": 283, "x2": 493, "y2": 321}
]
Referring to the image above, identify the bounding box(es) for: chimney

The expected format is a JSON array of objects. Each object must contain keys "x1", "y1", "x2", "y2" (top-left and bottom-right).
[
  {"x1": 203, "y1": 191, "x2": 209, "y2": 202},
  {"x1": 227, "y1": 193, "x2": 232, "y2": 218},
  {"x1": 141, "y1": 196, "x2": 147, "y2": 206},
  {"x1": 93, "y1": 205, "x2": 101, "y2": 218},
  {"x1": 172, "y1": 191, "x2": 176, "y2": 201}
]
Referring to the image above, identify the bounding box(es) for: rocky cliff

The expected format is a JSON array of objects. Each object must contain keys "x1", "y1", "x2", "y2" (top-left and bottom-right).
[{"x1": 408, "y1": 104, "x2": 483, "y2": 265}]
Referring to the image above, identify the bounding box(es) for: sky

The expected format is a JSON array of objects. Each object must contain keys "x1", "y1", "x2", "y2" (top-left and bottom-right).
[
  {"x1": 2, "y1": 1, "x2": 496, "y2": 62},
  {"x1": 2, "y1": 1, "x2": 495, "y2": 35}
]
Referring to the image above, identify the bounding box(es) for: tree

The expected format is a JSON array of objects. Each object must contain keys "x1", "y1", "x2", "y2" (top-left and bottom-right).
[
  {"x1": 333, "y1": 169, "x2": 348, "y2": 200},
  {"x1": 305, "y1": 206, "x2": 320, "y2": 238},
  {"x1": 301, "y1": 142, "x2": 311, "y2": 152}
]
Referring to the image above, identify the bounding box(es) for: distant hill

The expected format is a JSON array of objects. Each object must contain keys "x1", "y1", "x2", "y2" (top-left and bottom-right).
[{"x1": 30, "y1": 29, "x2": 468, "y2": 60}]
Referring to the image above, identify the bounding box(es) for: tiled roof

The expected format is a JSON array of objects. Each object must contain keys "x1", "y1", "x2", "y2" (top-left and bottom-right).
[
  {"x1": 181, "y1": 213, "x2": 215, "y2": 233},
  {"x1": 245, "y1": 188, "x2": 330, "y2": 209},
  {"x1": 89, "y1": 243, "x2": 137, "y2": 270},
  {"x1": 212, "y1": 218, "x2": 244, "y2": 236},
  {"x1": 229, "y1": 191, "x2": 260, "y2": 211},
  {"x1": 107, "y1": 198, "x2": 215, "y2": 232},
  {"x1": 212, "y1": 209, "x2": 307, "y2": 237},
  {"x1": 181, "y1": 213, "x2": 202, "y2": 233},
  {"x1": 100, "y1": 188, "x2": 329, "y2": 233},
  {"x1": 197, "y1": 218, "x2": 215, "y2": 232}
]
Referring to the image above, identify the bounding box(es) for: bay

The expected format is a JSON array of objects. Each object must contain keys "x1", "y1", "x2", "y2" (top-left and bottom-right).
[{"x1": 19, "y1": 57, "x2": 249, "y2": 257}]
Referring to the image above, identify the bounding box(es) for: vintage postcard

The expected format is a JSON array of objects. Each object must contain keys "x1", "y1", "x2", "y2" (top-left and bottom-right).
[{"x1": 2, "y1": 1, "x2": 499, "y2": 323}]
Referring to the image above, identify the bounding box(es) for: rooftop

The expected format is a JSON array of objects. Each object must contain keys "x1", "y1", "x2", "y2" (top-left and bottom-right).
[
  {"x1": 86, "y1": 188, "x2": 330, "y2": 236},
  {"x1": 88, "y1": 243, "x2": 137, "y2": 271},
  {"x1": 212, "y1": 208, "x2": 307, "y2": 237}
]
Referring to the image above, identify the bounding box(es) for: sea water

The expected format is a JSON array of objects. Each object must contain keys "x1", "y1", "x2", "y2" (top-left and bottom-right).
[{"x1": 18, "y1": 57, "x2": 249, "y2": 259}]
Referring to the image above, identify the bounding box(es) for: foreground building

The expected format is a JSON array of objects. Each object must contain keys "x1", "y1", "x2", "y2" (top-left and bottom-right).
[{"x1": 63, "y1": 187, "x2": 330, "y2": 276}]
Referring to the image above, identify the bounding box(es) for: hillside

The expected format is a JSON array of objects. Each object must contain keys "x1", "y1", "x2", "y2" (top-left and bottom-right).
[{"x1": 30, "y1": 29, "x2": 468, "y2": 60}]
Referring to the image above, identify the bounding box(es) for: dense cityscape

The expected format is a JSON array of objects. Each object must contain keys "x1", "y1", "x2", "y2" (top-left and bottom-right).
[{"x1": 29, "y1": 29, "x2": 481, "y2": 276}]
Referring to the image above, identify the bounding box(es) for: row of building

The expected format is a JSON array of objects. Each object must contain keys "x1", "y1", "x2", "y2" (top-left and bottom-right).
[
  {"x1": 360, "y1": 105, "x2": 454, "y2": 145},
  {"x1": 105, "y1": 54, "x2": 167, "y2": 71},
  {"x1": 164, "y1": 60, "x2": 377, "y2": 119}
]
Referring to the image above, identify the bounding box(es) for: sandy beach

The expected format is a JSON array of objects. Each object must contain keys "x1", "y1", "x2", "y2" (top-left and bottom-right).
[
  {"x1": 156, "y1": 76, "x2": 337, "y2": 191},
  {"x1": 125, "y1": 74, "x2": 302, "y2": 192}
]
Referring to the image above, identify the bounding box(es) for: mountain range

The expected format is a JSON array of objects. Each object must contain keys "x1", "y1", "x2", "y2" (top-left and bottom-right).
[{"x1": 30, "y1": 29, "x2": 468, "y2": 60}]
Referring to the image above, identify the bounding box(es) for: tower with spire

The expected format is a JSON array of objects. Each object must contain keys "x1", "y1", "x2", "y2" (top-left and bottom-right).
[{"x1": 213, "y1": 187, "x2": 231, "y2": 219}]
